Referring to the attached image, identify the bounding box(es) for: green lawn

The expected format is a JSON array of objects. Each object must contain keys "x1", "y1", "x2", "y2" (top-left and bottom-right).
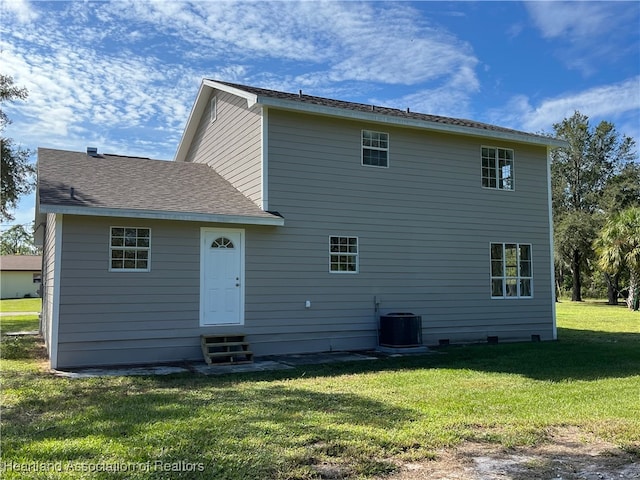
[
  {"x1": 0, "y1": 298, "x2": 42, "y2": 336},
  {"x1": 0, "y1": 297, "x2": 41, "y2": 313},
  {"x1": 1, "y1": 301, "x2": 638, "y2": 479},
  {"x1": 0, "y1": 298, "x2": 41, "y2": 334}
]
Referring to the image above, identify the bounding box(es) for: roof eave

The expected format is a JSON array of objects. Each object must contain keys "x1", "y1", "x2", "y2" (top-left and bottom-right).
[
  {"x1": 174, "y1": 81, "x2": 209, "y2": 163},
  {"x1": 38, "y1": 204, "x2": 285, "y2": 227},
  {"x1": 34, "y1": 175, "x2": 46, "y2": 246},
  {"x1": 257, "y1": 97, "x2": 567, "y2": 148},
  {"x1": 203, "y1": 80, "x2": 258, "y2": 107}
]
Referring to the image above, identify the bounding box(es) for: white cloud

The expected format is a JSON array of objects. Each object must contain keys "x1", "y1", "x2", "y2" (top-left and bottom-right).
[
  {"x1": 371, "y1": 70, "x2": 480, "y2": 119},
  {"x1": 2, "y1": 0, "x2": 482, "y2": 161},
  {"x1": 2, "y1": 0, "x2": 38, "y2": 24},
  {"x1": 525, "y1": 1, "x2": 640, "y2": 75},
  {"x1": 0, "y1": 21, "x2": 199, "y2": 159},
  {"x1": 98, "y1": 0, "x2": 478, "y2": 89},
  {"x1": 526, "y1": 1, "x2": 614, "y2": 39},
  {"x1": 487, "y1": 77, "x2": 640, "y2": 138},
  {"x1": 99, "y1": 0, "x2": 332, "y2": 62}
]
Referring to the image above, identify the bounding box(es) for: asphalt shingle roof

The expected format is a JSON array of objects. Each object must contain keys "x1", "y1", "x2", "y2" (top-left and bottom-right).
[
  {"x1": 0, "y1": 255, "x2": 42, "y2": 271},
  {"x1": 37, "y1": 148, "x2": 280, "y2": 223},
  {"x1": 214, "y1": 80, "x2": 553, "y2": 142}
]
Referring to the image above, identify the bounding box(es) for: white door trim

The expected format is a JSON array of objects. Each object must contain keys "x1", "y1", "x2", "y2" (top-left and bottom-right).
[{"x1": 199, "y1": 227, "x2": 245, "y2": 326}]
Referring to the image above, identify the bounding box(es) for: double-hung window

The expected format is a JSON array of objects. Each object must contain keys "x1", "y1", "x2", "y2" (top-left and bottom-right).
[
  {"x1": 482, "y1": 147, "x2": 514, "y2": 190},
  {"x1": 330, "y1": 236, "x2": 358, "y2": 273},
  {"x1": 362, "y1": 130, "x2": 389, "y2": 167},
  {"x1": 110, "y1": 227, "x2": 151, "y2": 271},
  {"x1": 490, "y1": 243, "x2": 532, "y2": 298}
]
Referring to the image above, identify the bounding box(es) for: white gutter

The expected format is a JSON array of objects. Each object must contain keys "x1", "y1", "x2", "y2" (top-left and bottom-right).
[
  {"x1": 257, "y1": 96, "x2": 568, "y2": 149},
  {"x1": 175, "y1": 80, "x2": 566, "y2": 162},
  {"x1": 38, "y1": 204, "x2": 285, "y2": 227}
]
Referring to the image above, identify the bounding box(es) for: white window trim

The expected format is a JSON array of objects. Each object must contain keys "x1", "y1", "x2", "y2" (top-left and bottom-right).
[
  {"x1": 210, "y1": 96, "x2": 217, "y2": 123},
  {"x1": 109, "y1": 226, "x2": 151, "y2": 272},
  {"x1": 361, "y1": 129, "x2": 389, "y2": 168},
  {"x1": 490, "y1": 242, "x2": 533, "y2": 299},
  {"x1": 481, "y1": 146, "x2": 514, "y2": 191},
  {"x1": 329, "y1": 236, "x2": 359, "y2": 274}
]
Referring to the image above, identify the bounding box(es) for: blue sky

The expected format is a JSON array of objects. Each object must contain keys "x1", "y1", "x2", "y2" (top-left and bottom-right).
[{"x1": 1, "y1": 0, "x2": 639, "y2": 228}]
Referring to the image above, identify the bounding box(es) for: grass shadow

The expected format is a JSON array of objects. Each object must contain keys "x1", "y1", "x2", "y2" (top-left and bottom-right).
[
  {"x1": 1, "y1": 317, "x2": 40, "y2": 333},
  {"x1": 2, "y1": 369, "x2": 414, "y2": 479},
  {"x1": 417, "y1": 327, "x2": 640, "y2": 382},
  {"x1": 2, "y1": 319, "x2": 639, "y2": 479},
  {"x1": 196, "y1": 324, "x2": 640, "y2": 384}
]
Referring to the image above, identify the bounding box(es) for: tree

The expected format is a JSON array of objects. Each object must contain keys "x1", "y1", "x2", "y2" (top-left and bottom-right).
[
  {"x1": 551, "y1": 111, "x2": 635, "y2": 301},
  {"x1": 554, "y1": 211, "x2": 598, "y2": 301},
  {"x1": 1, "y1": 74, "x2": 35, "y2": 221},
  {"x1": 0, "y1": 223, "x2": 39, "y2": 255},
  {"x1": 595, "y1": 207, "x2": 640, "y2": 310},
  {"x1": 598, "y1": 163, "x2": 640, "y2": 304},
  {"x1": 601, "y1": 162, "x2": 640, "y2": 213}
]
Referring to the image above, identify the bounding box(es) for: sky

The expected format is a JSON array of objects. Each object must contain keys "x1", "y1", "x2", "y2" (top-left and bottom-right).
[{"x1": 1, "y1": 0, "x2": 639, "y2": 229}]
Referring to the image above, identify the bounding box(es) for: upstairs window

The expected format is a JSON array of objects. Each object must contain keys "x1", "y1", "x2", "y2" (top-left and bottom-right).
[
  {"x1": 362, "y1": 130, "x2": 389, "y2": 167},
  {"x1": 330, "y1": 236, "x2": 358, "y2": 273},
  {"x1": 482, "y1": 147, "x2": 514, "y2": 190},
  {"x1": 490, "y1": 243, "x2": 532, "y2": 298},
  {"x1": 110, "y1": 227, "x2": 151, "y2": 271}
]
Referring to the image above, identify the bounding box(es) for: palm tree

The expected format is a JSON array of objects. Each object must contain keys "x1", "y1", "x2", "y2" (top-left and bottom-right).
[{"x1": 595, "y1": 207, "x2": 640, "y2": 310}]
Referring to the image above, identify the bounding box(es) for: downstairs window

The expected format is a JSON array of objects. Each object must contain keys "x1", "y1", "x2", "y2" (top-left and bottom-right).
[
  {"x1": 490, "y1": 243, "x2": 532, "y2": 298},
  {"x1": 110, "y1": 227, "x2": 151, "y2": 272},
  {"x1": 330, "y1": 236, "x2": 358, "y2": 273}
]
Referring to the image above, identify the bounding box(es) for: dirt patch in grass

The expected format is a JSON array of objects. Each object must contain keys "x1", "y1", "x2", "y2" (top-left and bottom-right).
[{"x1": 378, "y1": 427, "x2": 639, "y2": 480}]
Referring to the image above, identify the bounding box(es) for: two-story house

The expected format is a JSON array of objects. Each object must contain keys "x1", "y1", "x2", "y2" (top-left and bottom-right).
[{"x1": 36, "y1": 80, "x2": 565, "y2": 369}]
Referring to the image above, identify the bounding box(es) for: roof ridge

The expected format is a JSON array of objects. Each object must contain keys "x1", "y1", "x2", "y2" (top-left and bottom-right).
[
  {"x1": 103, "y1": 153, "x2": 153, "y2": 160},
  {"x1": 210, "y1": 79, "x2": 553, "y2": 141}
]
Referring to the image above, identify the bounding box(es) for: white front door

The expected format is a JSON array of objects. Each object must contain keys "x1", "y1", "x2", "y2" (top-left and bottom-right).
[{"x1": 200, "y1": 228, "x2": 244, "y2": 326}]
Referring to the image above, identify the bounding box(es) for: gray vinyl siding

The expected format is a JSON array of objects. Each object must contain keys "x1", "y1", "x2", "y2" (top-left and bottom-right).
[
  {"x1": 53, "y1": 107, "x2": 554, "y2": 367},
  {"x1": 54, "y1": 215, "x2": 283, "y2": 367},
  {"x1": 40, "y1": 213, "x2": 57, "y2": 356},
  {"x1": 56, "y1": 216, "x2": 201, "y2": 367},
  {"x1": 245, "y1": 109, "x2": 554, "y2": 352},
  {"x1": 183, "y1": 90, "x2": 263, "y2": 205}
]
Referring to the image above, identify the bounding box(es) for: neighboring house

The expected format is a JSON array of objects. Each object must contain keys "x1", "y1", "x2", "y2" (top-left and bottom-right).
[
  {"x1": 36, "y1": 80, "x2": 566, "y2": 369},
  {"x1": 0, "y1": 255, "x2": 42, "y2": 299}
]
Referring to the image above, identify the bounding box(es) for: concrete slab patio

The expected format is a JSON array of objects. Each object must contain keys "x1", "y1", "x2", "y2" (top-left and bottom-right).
[{"x1": 52, "y1": 351, "x2": 390, "y2": 378}]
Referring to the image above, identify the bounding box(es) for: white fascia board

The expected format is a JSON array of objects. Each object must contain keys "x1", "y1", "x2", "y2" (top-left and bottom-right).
[
  {"x1": 174, "y1": 81, "x2": 261, "y2": 162},
  {"x1": 38, "y1": 204, "x2": 285, "y2": 226},
  {"x1": 203, "y1": 80, "x2": 258, "y2": 108},
  {"x1": 34, "y1": 186, "x2": 46, "y2": 246},
  {"x1": 174, "y1": 81, "x2": 211, "y2": 162},
  {"x1": 257, "y1": 97, "x2": 567, "y2": 148}
]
